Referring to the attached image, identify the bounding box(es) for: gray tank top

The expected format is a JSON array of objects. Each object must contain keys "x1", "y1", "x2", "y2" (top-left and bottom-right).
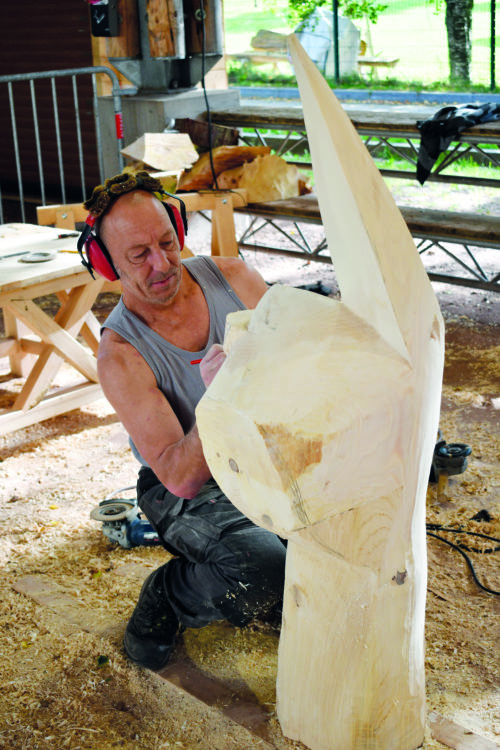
[{"x1": 102, "y1": 255, "x2": 247, "y2": 466}]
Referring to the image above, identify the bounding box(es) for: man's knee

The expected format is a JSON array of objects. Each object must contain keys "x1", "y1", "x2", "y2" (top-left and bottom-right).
[
  {"x1": 232, "y1": 527, "x2": 286, "y2": 582},
  {"x1": 217, "y1": 529, "x2": 286, "y2": 625}
]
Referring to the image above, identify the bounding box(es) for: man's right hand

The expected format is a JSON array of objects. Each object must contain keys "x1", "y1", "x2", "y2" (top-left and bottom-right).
[{"x1": 199, "y1": 344, "x2": 227, "y2": 387}]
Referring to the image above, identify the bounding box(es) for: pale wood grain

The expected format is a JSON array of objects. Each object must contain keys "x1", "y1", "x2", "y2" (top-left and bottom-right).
[{"x1": 196, "y1": 35, "x2": 444, "y2": 750}]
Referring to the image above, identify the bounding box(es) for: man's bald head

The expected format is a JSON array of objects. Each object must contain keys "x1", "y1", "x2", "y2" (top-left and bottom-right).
[{"x1": 98, "y1": 189, "x2": 165, "y2": 248}]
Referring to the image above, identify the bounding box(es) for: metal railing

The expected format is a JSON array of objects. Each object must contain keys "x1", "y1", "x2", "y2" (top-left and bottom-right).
[{"x1": 0, "y1": 66, "x2": 124, "y2": 224}]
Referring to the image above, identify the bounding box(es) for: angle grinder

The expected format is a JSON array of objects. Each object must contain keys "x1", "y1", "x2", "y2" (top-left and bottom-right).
[
  {"x1": 429, "y1": 431, "x2": 472, "y2": 502},
  {"x1": 90, "y1": 487, "x2": 161, "y2": 549}
]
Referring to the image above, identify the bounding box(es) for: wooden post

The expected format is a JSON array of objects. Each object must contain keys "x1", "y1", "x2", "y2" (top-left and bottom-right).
[
  {"x1": 196, "y1": 35, "x2": 444, "y2": 750},
  {"x1": 106, "y1": 0, "x2": 140, "y2": 60},
  {"x1": 183, "y1": 0, "x2": 224, "y2": 57},
  {"x1": 146, "y1": 0, "x2": 185, "y2": 59},
  {"x1": 90, "y1": 0, "x2": 140, "y2": 95}
]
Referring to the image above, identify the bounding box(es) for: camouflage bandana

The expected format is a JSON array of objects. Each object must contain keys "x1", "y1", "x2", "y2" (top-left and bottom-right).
[{"x1": 83, "y1": 171, "x2": 166, "y2": 218}]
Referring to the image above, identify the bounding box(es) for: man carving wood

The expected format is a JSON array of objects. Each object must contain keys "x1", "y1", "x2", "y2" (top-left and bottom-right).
[
  {"x1": 78, "y1": 171, "x2": 286, "y2": 671},
  {"x1": 195, "y1": 36, "x2": 445, "y2": 750}
]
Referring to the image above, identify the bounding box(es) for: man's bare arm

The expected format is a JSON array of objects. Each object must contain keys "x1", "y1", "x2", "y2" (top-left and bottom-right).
[
  {"x1": 98, "y1": 260, "x2": 267, "y2": 498},
  {"x1": 98, "y1": 332, "x2": 211, "y2": 499},
  {"x1": 212, "y1": 257, "x2": 269, "y2": 308}
]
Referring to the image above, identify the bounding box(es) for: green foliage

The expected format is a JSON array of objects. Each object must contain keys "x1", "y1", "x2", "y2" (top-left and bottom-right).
[
  {"x1": 280, "y1": 0, "x2": 388, "y2": 26},
  {"x1": 340, "y1": 0, "x2": 388, "y2": 23}
]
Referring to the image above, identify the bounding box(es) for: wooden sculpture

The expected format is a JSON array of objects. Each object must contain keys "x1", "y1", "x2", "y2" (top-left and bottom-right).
[{"x1": 196, "y1": 35, "x2": 444, "y2": 750}]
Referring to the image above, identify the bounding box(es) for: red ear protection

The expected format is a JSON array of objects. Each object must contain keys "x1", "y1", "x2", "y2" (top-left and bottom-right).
[
  {"x1": 78, "y1": 199, "x2": 187, "y2": 282},
  {"x1": 163, "y1": 202, "x2": 186, "y2": 254},
  {"x1": 77, "y1": 215, "x2": 120, "y2": 281}
]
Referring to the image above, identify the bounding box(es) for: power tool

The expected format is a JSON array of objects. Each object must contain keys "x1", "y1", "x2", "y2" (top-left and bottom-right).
[
  {"x1": 90, "y1": 487, "x2": 161, "y2": 549},
  {"x1": 429, "y1": 431, "x2": 472, "y2": 502}
]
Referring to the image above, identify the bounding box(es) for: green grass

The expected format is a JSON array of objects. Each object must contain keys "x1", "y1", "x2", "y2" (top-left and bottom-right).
[
  {"x1": 237, "y1": 128, "x2": 500, "y2": 180},
  {"x1": 223, "y1": 0, "x2": 500, "y2": 88},
  {"x1": 372, "y1": 148, "x2": 499, "y2": 179},
  {"x1": 227, "y1": 59, "x2": 500, "y2": 92}
]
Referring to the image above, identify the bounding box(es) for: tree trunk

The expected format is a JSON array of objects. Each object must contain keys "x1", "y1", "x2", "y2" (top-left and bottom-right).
[{"x1": 445, "y1": 0, "x2": 474, "y2": 82}]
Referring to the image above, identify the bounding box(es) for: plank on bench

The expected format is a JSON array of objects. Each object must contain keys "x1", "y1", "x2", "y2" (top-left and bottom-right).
[
  {"x1": 358, "y1": 57, "x2": 399, "y2": 70},
  {"x1": 234, "y1": 195, "x2": 500, "y2": 250},
  {"x1": 234, "y1": 195, "x2": 500, "y2": 292},
  {"x1": 400, "y1": 206, "x2": 500, "y2": 248},
  {"x1": 225, "y1": 52, "x2": 290, "y2": 70},
  {"x1": 226, "y1": 28, "x2": 290, "y2": 70}
]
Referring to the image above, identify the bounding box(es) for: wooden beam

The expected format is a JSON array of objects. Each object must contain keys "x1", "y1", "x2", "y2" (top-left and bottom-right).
[
  {"x1": 0, "y1": 383, "x2": 103, "y2": 435},
  {"x1": 0, "y1": 337, "x2": 18, "y2": 358},
  {"x1": 211, "y1": 196, "x2": 239, "y2": 257},
  {"x1": 106, "y1": 0, "x2": 140, "y2": 60},
  {"x1": 146, "y1": 0, "x2": 184, "y2": 58},
  {"x1": 2, "y1": 311, "x2": 35, "y2": 377},
  {"x1": 5, "y1": 295, "x2": 99, "y2": 410},
  {"x1": 36, "y1": 203, "x2": 88, "y2": 228}
]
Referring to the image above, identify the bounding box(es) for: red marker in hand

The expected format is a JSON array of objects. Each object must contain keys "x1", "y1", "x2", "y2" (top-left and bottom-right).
[{"x1": 199, "y1": 344, "x2": 226, "y2": 387}]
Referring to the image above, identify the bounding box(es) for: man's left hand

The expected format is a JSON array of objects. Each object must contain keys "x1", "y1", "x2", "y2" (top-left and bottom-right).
[{"x1": 200, "y1": 344, "x2": 227, "y2": 387}]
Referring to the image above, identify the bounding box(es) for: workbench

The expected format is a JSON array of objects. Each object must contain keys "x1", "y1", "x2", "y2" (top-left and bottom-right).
[{"x1": 0, "y1": 224, "x2": 107, "y2": 435}]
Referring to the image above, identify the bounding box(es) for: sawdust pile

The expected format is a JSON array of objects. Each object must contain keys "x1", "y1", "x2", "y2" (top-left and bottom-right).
[{"x1": 0, "y1": 260, "x2": 498, "y2": 749}]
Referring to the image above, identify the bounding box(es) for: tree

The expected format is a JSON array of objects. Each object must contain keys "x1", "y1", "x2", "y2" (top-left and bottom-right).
[
  {"x1": 444, "y1": 0, "x2": 474, "y2": 81},
  {"x1": 283, "y1": 0, "x2": 387, "y2": 27}
]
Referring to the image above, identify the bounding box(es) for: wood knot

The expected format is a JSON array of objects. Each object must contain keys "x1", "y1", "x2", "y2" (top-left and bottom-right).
[
  {"x1": 291, "y1": 583, "x2": 305, "y2": 607},
  {"x1": 392, "y1": 570, "x2": 407, "y2": 585},
  {"x1": 430, "y1": 315, "x2": 441, "y2": 341}
]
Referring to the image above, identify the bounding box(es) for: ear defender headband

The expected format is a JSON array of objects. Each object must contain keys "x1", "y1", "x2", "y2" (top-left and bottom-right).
[{"x1": 77, "y1": 172, "x2": 188, "y2": 282}]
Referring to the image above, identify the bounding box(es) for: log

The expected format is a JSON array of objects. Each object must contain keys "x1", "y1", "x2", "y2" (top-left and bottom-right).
[
  {"x1": 196, "y1": 34, "x2": 444, "y2": 750},
  {"x1": 121, "y1": 133, "x2": 199, "y2": 172},
  {"x1": 216, "y1": 154, "x2": 311, "y2": 202},
  {"x1": 177, "y1": 146, "x2": 271, "y2": 191},
  {"x1": 175, "y1": 118, "x2": 240, "y2": 152}
]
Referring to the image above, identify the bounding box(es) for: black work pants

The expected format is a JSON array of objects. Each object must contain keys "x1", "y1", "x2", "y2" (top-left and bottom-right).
[{"x1": 137, "y1": 467, "x2": 287, "y2": 629}]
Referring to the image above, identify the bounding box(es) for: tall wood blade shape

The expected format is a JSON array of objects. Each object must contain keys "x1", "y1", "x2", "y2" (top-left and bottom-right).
[
  {"x1": 196, "y1": 34, "x2": 444, "y2": 750},
  {"x1": 287, "y1": 34, "x2": 440, "y2": 365}
]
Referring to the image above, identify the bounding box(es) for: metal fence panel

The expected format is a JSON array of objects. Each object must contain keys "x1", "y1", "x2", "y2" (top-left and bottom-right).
[{"x1": 0, "y1": 66, "x2": 124, "y2": 224}]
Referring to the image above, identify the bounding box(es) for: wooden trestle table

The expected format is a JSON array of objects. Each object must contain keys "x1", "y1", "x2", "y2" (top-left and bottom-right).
[{"x1": 0, "y1": 223, "x2": 109, "y2": 436}]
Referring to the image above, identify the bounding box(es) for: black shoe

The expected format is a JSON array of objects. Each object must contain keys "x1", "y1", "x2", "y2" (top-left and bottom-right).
[{"x1": 123, "y1": 565, "x2": 179, "y2": 671}]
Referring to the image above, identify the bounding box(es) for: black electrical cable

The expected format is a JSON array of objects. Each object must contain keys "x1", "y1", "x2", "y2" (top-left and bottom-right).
[
  {"x1": 198, "y1": 0, "x2": 219, "y2": 189},
  {"x1": 426, "y1": 523, "x2": 500, "y2": 553},
  {"x1": 426, "y1": 529, "x2": 500, "y2": 596}
]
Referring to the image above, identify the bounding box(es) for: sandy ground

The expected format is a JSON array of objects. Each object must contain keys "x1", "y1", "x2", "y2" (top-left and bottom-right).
[{"x1": 0, "y1": 180, "x2": 498, "y2": 749}]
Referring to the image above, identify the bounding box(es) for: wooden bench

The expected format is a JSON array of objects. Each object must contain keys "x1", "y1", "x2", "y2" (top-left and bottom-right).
[
  {"x1": 233, "y1": 194, "x2": 499, "y2": 293},
  {"x1": 357, "y1": 39, "x2": 399, "y2": 76},
  {"x1": 357, "y1": 55, "x2": 399, "y2": 75},
  {"x1": 210, "y1": 104, "x2": 500, "y2": 189},
  {"x1": 226, "y1": 29, "x2": 290, "y2": 73}
]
